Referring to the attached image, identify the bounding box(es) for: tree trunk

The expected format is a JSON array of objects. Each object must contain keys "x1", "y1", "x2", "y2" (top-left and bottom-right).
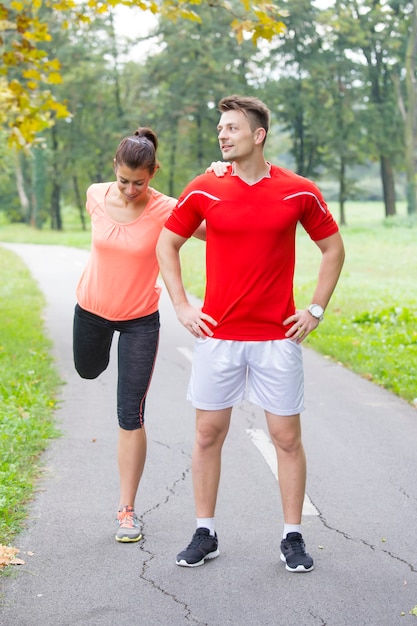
[
  {"x1": 196, "y1": 111, "x2": 203, "y2": 171},
  {"x1": 108, "y1": 13, "x2": 124, "y2": 120},
  {"x1": 50, "y1": 125, "x2": 62, "y2": 230},
  {"x1": 50, "y1": 182, "x2": 62, "y2": 230},
  {"x1": 294, "y1": 85, "x2": 305, "y2": 176},
  {"x1": 168, "y1": 124, "x2": 178, "y2": 198},
  {"x1": 15, "y1": 152, "x2": 31, "y2": 223},
  {"x1": 32, "y1": 147, "x2": 46, "y2": 228},
  {"x1": 73, "y1": 175, "x2": 86, "y2": 231},
  {"x1": 380, "y1": 155, "x2": 396, "y2": 217},
  {"x1": 339, "y1": 155, "x2": 347, "y2": 226},
  {"x1": 404, "y1": 0, "x2": 417, "y2": 214}
]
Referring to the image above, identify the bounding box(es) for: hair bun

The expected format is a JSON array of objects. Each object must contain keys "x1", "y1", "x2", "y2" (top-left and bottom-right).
[{"x1": 134, "y1": 127, "x2": 158, "y2": 151}]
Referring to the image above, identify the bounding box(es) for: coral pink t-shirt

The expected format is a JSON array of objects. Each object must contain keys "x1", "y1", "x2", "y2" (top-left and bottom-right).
[
  {"x1": 164, "y1": 165, "x2": 339, "y2": 340},
  {"x1": 76, "y1": 182, "x2": 176, "y2": 321}
]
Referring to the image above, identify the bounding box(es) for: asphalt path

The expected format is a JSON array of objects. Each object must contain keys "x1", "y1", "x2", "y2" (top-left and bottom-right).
[{"x1": 1, "y1": 242, "x2": 416, "y2": 626}]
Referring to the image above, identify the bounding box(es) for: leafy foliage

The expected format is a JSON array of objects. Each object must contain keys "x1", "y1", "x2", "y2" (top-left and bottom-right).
[
  {"x1": 141, "y1": 2, "x2": 258, "y2": 196},
  {"x1": 316, "y1": 305, "x2": 417, "y2": 401},
  {"x1": 0, "y1": 0, "x2": 285, "y2": 148},
  {"x1": 0, "y1": 1, "x2": 70, "y2": 148},
  {"x1": 1, "y1": 0, "x2": 416, "y2": 229}
]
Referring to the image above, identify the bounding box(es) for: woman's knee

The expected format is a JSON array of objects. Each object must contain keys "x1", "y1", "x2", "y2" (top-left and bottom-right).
[
  {"x1": 75, "y1": 368, "x2": 100, "y2": 380},
  {"x1": 74, "y1": 360, "x2": 107, "y2": 379},
  {"x1": 117, "y1": 410, "x2": 144, "y2": 430},
  {"x1": 73, "y1": 306, "x2": 113, "y2": 379},
  {"x1": 118, "y1": 418, "x2": 144, "y2": 431}
]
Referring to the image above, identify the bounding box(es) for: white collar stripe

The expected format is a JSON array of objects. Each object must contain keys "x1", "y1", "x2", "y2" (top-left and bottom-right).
[
  {"x1": 283, "y1": 191, "x2": 327, "y2": 214},
  {"x1": 178, "y1": 190, "x2": 221, "y2": 207}
]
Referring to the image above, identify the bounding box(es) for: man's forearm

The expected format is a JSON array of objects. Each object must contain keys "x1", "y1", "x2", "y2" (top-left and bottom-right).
[
  {"x1": 156, "y1": 228, "x2": 189, "y2": 310},
  {"x1": 311, "y1": 233, "x2": 345, "y2": 309},
  {"x1": 156, "y1": 227, "x2": 217, "y2": 336}
]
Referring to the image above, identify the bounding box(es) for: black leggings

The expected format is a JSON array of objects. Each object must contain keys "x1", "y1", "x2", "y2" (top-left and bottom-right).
[{"x1": 73, "y1": 304, "x2": 160, "y2": 430}]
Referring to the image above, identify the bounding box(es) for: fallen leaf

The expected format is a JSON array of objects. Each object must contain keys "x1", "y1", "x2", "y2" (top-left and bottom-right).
[{"x1": 0, "y1": 544, "x2": 20, "y2": 568}]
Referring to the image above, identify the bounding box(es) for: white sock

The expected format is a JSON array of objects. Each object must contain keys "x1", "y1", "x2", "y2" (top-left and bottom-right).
[
  {"x1": 197, "y1": 517, "x2": 216, "y2": 536},
  {"x1": 283, "y1": 524, "x2": 301, "y2": 539}
]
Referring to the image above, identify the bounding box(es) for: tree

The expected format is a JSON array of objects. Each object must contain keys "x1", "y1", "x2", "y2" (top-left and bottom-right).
[
  {"x1": 0, "y1": 0, "x2": 286, "y2": 149},
  {"x1": 315, "y1": 11, "x2": 369, "y2": 225},
  {"x1": 257, "y1": 0, "x2": 327, "y2": 178},
  {"x1": 40, "y1": 8, "x2": 135, "y2": 229},
  {"x1": 331, "y1": 0, "x2": 404, "y2": 217},
  {"x1": 392, "y1": 0, "x2": 417, "y2": 214},
  {"x1": 140, "y1": 3, "x2": 256, "y2": 196},
  {"x1": 1, "y1": 4, "x2": 142, "y2": 229}
]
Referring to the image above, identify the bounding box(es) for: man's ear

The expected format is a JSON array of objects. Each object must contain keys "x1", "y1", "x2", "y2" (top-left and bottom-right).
[{"x1": 254, "y1": 128, "x2": 267, "y2": 145}]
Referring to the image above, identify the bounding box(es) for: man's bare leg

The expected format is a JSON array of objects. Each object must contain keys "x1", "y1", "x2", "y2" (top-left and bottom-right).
[
  {"x1": 265, "y1": 411, "x2": 306, "y2": 524},
  {"x1": 265, "y1": 411, "x2": 313, "y2": 572},
  {"x1": 176, "y1": 407, "x2": 232, "y2": 566},
  {"x1": 192, "y1": 407, "x2": 232, "y2": 517}
]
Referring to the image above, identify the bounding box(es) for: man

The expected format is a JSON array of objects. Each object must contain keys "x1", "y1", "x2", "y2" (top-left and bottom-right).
[{"x1": 156, "y1": 95, "x2": 345, "y2": 572}]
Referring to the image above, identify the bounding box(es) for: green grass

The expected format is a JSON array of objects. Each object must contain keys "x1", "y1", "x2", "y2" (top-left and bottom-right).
[
  {"x1": 0, "y1": 247, "x2": 61, "y2": 547},
  {"x1": 0, "y1": 221, "x2": 91, "y2": 249},
  {"x1": 294, "y1": 226, "x2": 417, "y2": 401}
]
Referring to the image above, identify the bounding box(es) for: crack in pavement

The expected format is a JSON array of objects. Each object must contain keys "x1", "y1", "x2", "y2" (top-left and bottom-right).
[
  {"x1": 239, "y1": 402, "x2": 417, "y2": 575},
  {"x1": 238, "y1": 402, "x2": 417, "y2": 576},
  {"x1": 132, "y1": 452, "x2": 209, "y2": 625},
  {"x1": 316, "y1": 507, "x2": 417, "y2": 573},
  {"x1": 308, "y1": 610, "x2": 327, "y2": 625}
]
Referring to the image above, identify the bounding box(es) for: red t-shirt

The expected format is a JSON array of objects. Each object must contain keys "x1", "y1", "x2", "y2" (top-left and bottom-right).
[{"x1": 164, "y1": 165, "x2": 339, "y2": 340}]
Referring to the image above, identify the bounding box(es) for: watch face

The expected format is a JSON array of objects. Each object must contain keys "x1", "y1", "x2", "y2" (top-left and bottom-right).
[{"x1": 310, "y1": 305, "x2": 323, "y2": 318}]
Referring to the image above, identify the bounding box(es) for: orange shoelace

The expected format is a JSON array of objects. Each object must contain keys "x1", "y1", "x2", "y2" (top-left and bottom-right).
[{"x1": 117, "y1": 506, "x2": 136, "y2": 528}]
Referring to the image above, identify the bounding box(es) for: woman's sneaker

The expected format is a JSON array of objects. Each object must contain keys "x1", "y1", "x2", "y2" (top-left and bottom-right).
[
  {"x1": 176, "y1": 528, "x2": 219, "y2": 567},
  {"x1": 280, "y1": 532, "x2": 314, "y2": 572},
  {"x1": 115, "y1": 505, "x2": 142, "y2": 543}
]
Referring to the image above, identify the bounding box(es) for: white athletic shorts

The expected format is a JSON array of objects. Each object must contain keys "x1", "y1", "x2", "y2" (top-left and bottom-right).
[{"x1": 187, "y1": 338, "x2": 304, "y2": 416}]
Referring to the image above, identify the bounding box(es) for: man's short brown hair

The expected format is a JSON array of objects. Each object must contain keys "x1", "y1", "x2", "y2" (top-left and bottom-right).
[{"x1": 218, "y1": 95, "x2": 270, "y2": 139}]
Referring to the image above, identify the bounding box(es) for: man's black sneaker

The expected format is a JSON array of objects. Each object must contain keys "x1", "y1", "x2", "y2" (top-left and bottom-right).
[
  {"x1": 176, "y1": 528, "x2": 220, "y2": 567},
  {"x1": 280, "y1": 532, "x2": 314, "y2": 572}
]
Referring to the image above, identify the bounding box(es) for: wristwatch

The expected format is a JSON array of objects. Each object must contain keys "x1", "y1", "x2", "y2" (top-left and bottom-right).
[{"x1": 307, "y1": 304, "x2": 324, "y2": 322}]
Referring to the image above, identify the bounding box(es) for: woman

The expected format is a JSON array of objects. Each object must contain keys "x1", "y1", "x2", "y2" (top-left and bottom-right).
[{"x1": 73, "y1": 127, "x2": 211, "y2": 542}]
